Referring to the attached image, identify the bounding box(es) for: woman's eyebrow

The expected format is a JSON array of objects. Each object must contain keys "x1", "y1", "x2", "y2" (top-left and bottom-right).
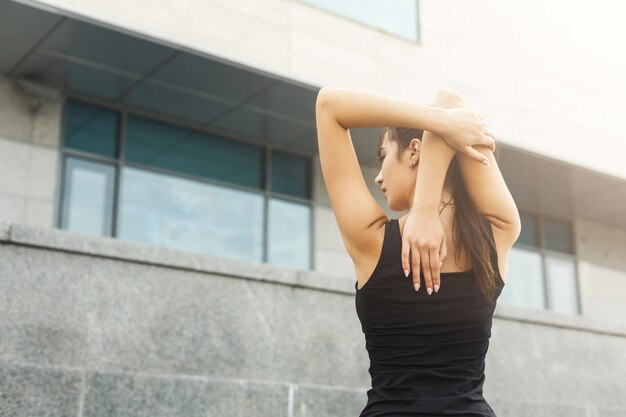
[{"x1": 378, "y1": 146, "x2": 385, "y2": 158}]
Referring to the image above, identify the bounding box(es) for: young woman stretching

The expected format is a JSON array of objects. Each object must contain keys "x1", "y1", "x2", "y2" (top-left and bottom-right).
[{"x1": 315, "y1": 87, "x2": 521, "y2": 416}]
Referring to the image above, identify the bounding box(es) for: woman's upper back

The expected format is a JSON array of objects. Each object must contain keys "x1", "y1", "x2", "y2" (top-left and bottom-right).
[
  {"x1": 354, "y1": 217, "x2": 505, "y2": 415},
  {"x1": 355, "y1": 211, "x2": 509, "y2": 291},
  {"x1": 354, "y1": 217, "x2": 505, "y2": 300}
]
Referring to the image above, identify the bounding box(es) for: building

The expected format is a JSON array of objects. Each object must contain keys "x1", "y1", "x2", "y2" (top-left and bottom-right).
[{"x1": 1, "y1": 0, "x2": 625, "y2": 416}]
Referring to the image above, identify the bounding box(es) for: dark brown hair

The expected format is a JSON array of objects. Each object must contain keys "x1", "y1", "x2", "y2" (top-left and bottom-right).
[{"x1": 380, "y1": 127, "x2": 501, "y2": 303}]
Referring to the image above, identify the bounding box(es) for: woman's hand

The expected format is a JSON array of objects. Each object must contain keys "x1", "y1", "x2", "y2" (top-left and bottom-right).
[
  {"x1": 437, "y1": 107, "x2": 496, "y2": 166},
  {"x1": 401, "y1": 208, "x2": 448, "y2": 295}
]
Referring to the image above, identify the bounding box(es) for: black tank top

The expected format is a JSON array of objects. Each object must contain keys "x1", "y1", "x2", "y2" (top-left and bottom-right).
[{"x1": 355, "y1": 217, "x2": 505, "y2": 416}]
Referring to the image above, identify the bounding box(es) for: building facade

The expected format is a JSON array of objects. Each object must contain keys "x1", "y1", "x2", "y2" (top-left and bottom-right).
[{"x1": 1, "y1": 0, "x2": 626, "y2": 415}]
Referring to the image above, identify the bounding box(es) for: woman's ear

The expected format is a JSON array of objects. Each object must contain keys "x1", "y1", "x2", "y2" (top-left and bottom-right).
[
  {"x1": 408, "y1": 138, "x2": 421, "y2": 168},
  {"x1": 410, "y1": 138, "x2": 421, "y2": 156}
]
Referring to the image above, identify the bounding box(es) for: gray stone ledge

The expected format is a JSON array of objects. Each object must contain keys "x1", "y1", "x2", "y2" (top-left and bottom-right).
[
  {"x1": 2, "y1": 360, "x2": 364, "y2": 391},
  {"x1": 1, "y1": 220, "x2": 350, "y2": 294},
  {"x1": 494, "y1": 303, "x2": 626, "y2": 338},
  {"x1": 1, "y1": 219, "x2": 625, "y2": 339}
]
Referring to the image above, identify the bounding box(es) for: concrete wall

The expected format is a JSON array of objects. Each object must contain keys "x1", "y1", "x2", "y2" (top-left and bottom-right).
[
  {"x1": 0, "y1": 76, "x2": 62, "y2": 227},
  {"x1": 575, "y1": 218, "x2": 626, "y2": 322},
  {"x1": 1, "y1": 220, "x2": 625, "y2": 416},
  {"x1": 26, "y1": 0, "x2": 626, "y2": 181}
]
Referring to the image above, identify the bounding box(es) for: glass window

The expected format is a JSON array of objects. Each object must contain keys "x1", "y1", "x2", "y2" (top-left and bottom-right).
[
  {"x1": 60, "y1": 99, "x2": 314, "y2": 272},
  {"x1": 498, "y1": 247, "x2": 545, "y2": 310},
  {"x1": 125, "y1": 115, "x2": 264, "y2": 189},
  {"x1": 271, "y1": 150, "x2": 311, "y2": 199},
  {"x1": 268, "y1": 198, "x2": 312, "y2": 269},
  {"x1": 545, "y1": 257, "x2": 579, "y2": 314},
  {"x1": 543, "y1": 217, "x2": 574, "y2": 254},
  {"x1": 117, "y1": 167, "x2": 264, "y2": 262},
  {"x1": 60, "y1": 157, "x2": 115, "y2": 236},
  {"x1": 518, "y1": 211, "x2": 538, "y2": 247},
  {"x1": 63, "y1": 100, "x2": 118, "y2": 157},
  {"x1": 502, "y1": 210, "x2": 579, "y2": 314},
  {"x1": 300, "y1": 0, "x2": 419, "y2": 41}
]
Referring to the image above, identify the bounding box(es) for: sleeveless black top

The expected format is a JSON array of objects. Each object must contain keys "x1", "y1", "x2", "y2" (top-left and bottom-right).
[{"x1": 355, "y1": 217, "x2": 505, "y2": 416}]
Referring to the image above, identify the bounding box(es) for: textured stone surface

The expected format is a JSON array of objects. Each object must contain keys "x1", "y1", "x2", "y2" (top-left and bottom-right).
[
  {"x1": 293, "y1": 384, "x2": 365, "y2": 417},
  {"x1": 0, "y1": 75, "x2": 61, "y2": 229},
  {"x1": 1, "y1": 222, "x2": 626, "y2": 416},
  {"x1": 0, "y1": 220, "x2": 9, "y2": 241},
  {"x1": 272, "y1": 283, "x2": 368, "y2": 386},
  {"x1": 200, "y1": 378, "x2": 290, "y2": 417},
  {"x1": 0, "y1": 363, "x2": 81, "y2": 417},
  {"x1": 81, "y1": 371, "x2": 297, "y2": 417},
  {"x1": 83, "y1": 372, "x2": 210, "y2": 417},
  {"x1": 6, "y1": 221, "x2": 356, "y2": 293},
  {"x1": 0, "y1": 77, "x2": 33, "y2": 143}
]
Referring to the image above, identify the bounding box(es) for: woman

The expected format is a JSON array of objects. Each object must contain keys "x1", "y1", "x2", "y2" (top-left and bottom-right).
[{"x1": 315, "y1": 87, "x2": 521, "y2": 416}]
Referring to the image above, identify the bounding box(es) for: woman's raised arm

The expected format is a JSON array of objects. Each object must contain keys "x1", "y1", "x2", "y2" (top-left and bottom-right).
[{"x1": 315, "y1": 86, "x2": 495, "y2": 165}]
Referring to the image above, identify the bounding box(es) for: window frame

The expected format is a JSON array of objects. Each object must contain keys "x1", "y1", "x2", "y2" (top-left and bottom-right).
[
  {"x1": 512, "y1": 209, "x2": 582, "y2": 314},
  {"x1": 56, "y1": 94, "x2": 315, "y2": 270}
]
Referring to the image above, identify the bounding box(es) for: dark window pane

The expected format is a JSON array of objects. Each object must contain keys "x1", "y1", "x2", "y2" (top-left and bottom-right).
[
  {"x1": 271, "y1": 150, "x2": 310, "y2": 199},
  {"x1": 64, "y1": 100, "x2": 118, "y2": 157},
  {"x1": 118, "y1": 167, "x2": 264, "y2": 261},
  {"x1": 125, "y1": 115, "x2": 263, "y2": 189},
  {"x1": 517, "y1": 211, "x2": 538, "y2": 247},
  {"x1": 60, "y1": 157, "x2": 115, "y2": 236},
  {"x1": 543, "y1": 217, "x2": 574, "y2": 254},
  {"x1": 268, "y1": 198, "x2": 311, "y2": 269}
]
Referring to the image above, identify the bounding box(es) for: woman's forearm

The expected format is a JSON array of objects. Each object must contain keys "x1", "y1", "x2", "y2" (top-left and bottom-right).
[
  {"x1": 316, "y1": 87, "x2": 447, "y2": 134},
  {"x1": 412, "y1": 91, "x2": 466, "y2": 211},
  {"x1": 412, "y1": 127, "x2": 457, "y2": 211}
]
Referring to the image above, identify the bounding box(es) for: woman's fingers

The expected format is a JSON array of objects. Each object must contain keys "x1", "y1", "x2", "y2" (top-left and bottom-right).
[
  {"x1": 483, "y1": 134, "x2": 496, "y2": 152},
  {"x1": 419, "y1": 245, "x2": 433, "y2": 295},
  {"x1": 427, "y1": 246, "x2": 441, "y2": 295},
  {"x1": 408, "y1": 242, "x2": 420, "y2": 291},
  {"x1": 402, "y1": 236, "x2": 421, "y2": 292},
  {"x1": 405, "y1": 236, "x2": 448, "y2": 295},
  {"x1": 481, "y1": 125, "x2": 496, "y2": 150},
  {"x1": 436, "y1": 236, "x2": 447, "y2": 293},
  {"x1": 464, "y1": 145, "x2": 491, "y2": 166},
  {"x1": 401, "y1": 236, "x2": 411, "y2": 279}
]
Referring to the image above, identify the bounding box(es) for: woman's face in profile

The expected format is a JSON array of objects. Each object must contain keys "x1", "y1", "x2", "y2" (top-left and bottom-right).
[{"x1": 375, "y1": 133, "x2": 420, "y2": 212}]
